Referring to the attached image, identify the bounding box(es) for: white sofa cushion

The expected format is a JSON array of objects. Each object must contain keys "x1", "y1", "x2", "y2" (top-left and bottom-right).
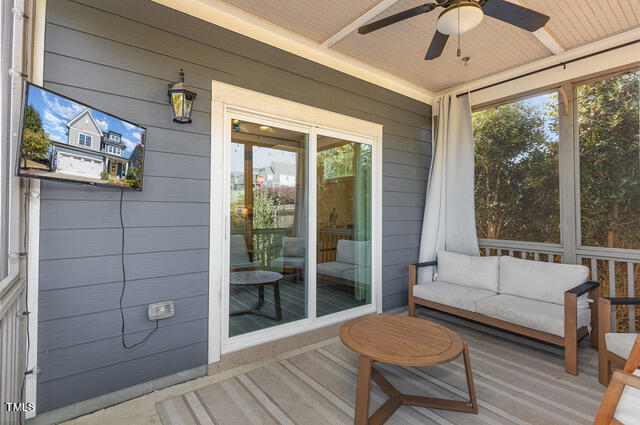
[
  {"x1": 605, "y1": 333, "x2": 638, "y2": 359},
  {"x1": 317, "y1": 261, "x2": 355, "y2": 279},
  {"x1": 614, "y1": 369, "x2": 640, "y2": 425},
  {"x1": 271, "y1": 256, "x2": 305, "y2": 270},
  {"x1": 336, "y1": 240, "x2": 370, "y2": 265},
  {"x1": 499, "y1": 256, "x2": 589, "y2": 305},
  {"x1": 282, "y1": 236, "x2": 305, "y2": 257},
  {"x1": 475, "y1": 294, "x2": 591, "y2": 337},
  {"x1": 435, "y1": 251, "x2": 499, "y2": 292},
  {"x1": 343, "y1": 267, "x2": 370, "y2": 283},
  {"x1": 413, "y1": 281, "x2": 496, "y2": 312}
]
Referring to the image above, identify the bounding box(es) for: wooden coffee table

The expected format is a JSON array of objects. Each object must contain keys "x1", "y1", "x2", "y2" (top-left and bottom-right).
[
  {"x1": 340, "y1": 315, "x2": 478, "y2": 425},
  {"x1": 229, "y1": 271, "x2": 283, "y2": 320}
]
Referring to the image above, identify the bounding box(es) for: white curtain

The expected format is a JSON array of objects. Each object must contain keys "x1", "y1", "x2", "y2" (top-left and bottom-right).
[{"x1": 418, "y1": 94, "x2": 479, "y2": 283}]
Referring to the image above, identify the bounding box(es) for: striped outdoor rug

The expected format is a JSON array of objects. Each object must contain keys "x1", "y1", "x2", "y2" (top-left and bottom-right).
[{"x1": 156, "y1": 310, "x2": 605, "y2": 425}]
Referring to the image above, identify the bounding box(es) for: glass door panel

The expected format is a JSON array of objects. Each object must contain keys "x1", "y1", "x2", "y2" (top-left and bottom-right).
[
  {"x1": 229, "y1": 120, "x2": 308, "y2": 337},
  {"x1": 316, "y1": 136, "x2": 372, "y2": 316}
]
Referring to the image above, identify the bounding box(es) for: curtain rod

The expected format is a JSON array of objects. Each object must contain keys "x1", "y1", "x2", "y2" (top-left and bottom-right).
[{"x1": 455, "y1": 39, "x2": 640, "y2": 98}]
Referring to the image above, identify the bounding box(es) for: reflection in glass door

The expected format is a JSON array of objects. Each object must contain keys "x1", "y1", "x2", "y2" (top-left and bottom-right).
[
  {"x1": 228, "y1": 120, "x2": 308, "y2": 337},
  {"x1": 316, "y1": 136, "x2": 371, "y2": 316}
]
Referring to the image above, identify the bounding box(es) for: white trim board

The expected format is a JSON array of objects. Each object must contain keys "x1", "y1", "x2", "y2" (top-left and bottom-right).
[
  {"x1": 208, "y1": 80, "x2": 383, "y2": 363},
  {"x1": 437, "y1": 28, "x2": 640, "y2": 108},
  {"x1": 321, "y1": 0, "x2": 401, "y2": 48},
  {"x1": 150, "y1": 0, "x2": 434, "y2": 104},
  {"x1": 25, "y1": 0, "x2": 47, "y2": 418}
]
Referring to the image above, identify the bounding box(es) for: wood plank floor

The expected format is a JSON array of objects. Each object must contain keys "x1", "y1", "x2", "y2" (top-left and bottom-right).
[
  {"x1": 158, "y1": 307, "x2": 606, "y2": 425},
  {"x1": 230, "y1": 279, "x2": 366, "y2": 337}
]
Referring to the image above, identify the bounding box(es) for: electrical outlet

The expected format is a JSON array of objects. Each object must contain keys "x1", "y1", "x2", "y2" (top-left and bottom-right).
[{"x1": 148, "y1": 301, "x2": 174, "y2": 320}]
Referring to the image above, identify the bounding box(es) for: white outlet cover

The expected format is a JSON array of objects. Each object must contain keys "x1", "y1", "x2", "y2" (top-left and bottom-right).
[{"x1": 148, "y1": 301, "x2": 174, "y2": 320}]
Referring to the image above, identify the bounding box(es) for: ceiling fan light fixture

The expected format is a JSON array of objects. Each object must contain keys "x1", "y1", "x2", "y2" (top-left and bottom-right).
[{"x1": 437, "y1": 1, "x2": 483, "y2": 35}]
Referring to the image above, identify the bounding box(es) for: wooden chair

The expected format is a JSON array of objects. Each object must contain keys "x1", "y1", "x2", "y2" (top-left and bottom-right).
[
  {"x1": 598, "y1": 297, "x2": 640, "y2": 385},
  {"x1": 593, "y1": 334, "x2": 640, "y2": 425}
]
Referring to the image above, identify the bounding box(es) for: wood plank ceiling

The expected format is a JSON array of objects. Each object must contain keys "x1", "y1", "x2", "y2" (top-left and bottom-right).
[{"x1": 219, "y1": 0, "x2": 640, "y2": 93}]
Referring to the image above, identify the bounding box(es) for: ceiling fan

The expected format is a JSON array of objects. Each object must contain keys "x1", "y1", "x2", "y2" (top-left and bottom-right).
[{"x1": 358, "y1": 0, "x2": 550, "y2": 60}]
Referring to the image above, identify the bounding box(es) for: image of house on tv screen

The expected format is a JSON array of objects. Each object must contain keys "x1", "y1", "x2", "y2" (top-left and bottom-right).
[{"x1": 18, "y1": 84, "x2": 145, "y2": 189}]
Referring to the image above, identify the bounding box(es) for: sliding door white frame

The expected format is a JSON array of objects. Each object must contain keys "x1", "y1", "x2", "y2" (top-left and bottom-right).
[{"x1": 209, "y1": 81, "x2": 383, "y2": 362}]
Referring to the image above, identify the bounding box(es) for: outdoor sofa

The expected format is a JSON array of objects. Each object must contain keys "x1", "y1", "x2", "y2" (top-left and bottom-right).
[
  {"x1": 317, "y1": 239, "x2": 370, "y2": 287},
  {"x1": 408, "y1": 250, "x2": 601, "y2": 375}
]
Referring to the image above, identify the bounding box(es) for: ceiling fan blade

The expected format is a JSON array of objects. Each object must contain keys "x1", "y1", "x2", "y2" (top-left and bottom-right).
[
  {"x1": 482, "y1": 0, "x2": 549, "y2": 32},
  {"x1": 358, "y1": 3, "x2": 440, "y2": 35},
  {"x1": 425, "y1": 30, "x2": 449, "y2": 60}
]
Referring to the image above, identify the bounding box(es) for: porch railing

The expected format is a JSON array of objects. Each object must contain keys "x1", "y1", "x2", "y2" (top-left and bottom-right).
[
  {"x1": 0, "y1": 273, "x2": 27, "y2": 425},
  {"x1": 479, "y1": 239, "x2": 639, "y2": 333}
]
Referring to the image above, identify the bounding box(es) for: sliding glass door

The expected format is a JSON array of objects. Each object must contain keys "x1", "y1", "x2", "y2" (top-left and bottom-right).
[
  {"x1": 211, "y1": 82, "x2": 381, "y2": 359},
  {"x1": 316, "y1": 136, "x2": 371, "y2": 316},
  {"x1": 228, "y1": 120, "x2": 308, "y2": 337}
]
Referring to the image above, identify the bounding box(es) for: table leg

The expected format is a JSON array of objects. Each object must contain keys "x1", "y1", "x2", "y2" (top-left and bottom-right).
[
  {"x1": 355, "y1": 356, "x2": 372, "y2": 425},
  {"x1": 462, "y1": 341, "x2": 478, "y2": 414},
  {"x1": 257, "y1": 284, "x2": 265, "y2": 309},
  {"x1": 274, "y1": 281, "x2": 282, "y2": 320}
]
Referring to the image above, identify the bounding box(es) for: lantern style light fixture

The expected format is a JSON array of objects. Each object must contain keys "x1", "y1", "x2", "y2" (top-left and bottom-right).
[{"x1": 168, "y1": 69, "x2": 197, "y2": 124}]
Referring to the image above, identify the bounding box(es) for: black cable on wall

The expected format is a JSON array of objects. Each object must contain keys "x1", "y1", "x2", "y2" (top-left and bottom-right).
[{"x1": 118, "y1": 187, "x2": 158, "y2": 350}]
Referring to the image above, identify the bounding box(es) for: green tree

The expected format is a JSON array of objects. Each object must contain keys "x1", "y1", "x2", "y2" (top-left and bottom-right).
[
  {"x1": 21, "y1": 128, "x2": 50, "y2": 167},
  {"x1": 21, "y1": 104, "x2": 51, "y2": 167},
  {"x1": 252, "y1": 188, "x2": 278, "y2": 229},
  {"x1": 23, "y1": 104, "x2": 43, "y2": 132},
  {"x1": 577, "y1": 72, "x2": 640, "y2": 250},
  {"x1": 473, "y1": 97, "x2": 559, "y2": 243}
]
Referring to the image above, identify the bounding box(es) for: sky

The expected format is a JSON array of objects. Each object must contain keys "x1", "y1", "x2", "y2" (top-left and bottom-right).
[
  {"x1": 28, "y1": 85, "x2": 144, "y2": 157},
  {"x1": 230, "y1": 143, "x2": 297, "y2": 174}
]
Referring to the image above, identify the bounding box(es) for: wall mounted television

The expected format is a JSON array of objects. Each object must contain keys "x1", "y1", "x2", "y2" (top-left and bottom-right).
[{"x1": 16, "y1": 82, "x2": 146, "y2": 190}]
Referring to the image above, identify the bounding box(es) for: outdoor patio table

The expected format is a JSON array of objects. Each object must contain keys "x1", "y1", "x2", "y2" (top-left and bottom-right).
[
  {"x1": 340, "y1": 314, "x2": 478, "y2": 425},
  {"x1": 229, "y1": 270, "x2": 284, "y2": 321}
]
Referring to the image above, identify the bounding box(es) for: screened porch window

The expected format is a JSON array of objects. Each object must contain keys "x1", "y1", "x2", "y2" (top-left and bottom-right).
[
  {"x1": 577, "y1": 71, "x2": 640, "y2": 250},
  {"x1": 472, "y1": 92, "x2": 560, "y2": 243}
]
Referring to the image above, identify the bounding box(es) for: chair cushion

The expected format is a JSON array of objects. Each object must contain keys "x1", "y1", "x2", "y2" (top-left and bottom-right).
[
  {"x1": 282, "y1": 236, "x2": 305, "y2": 257},
  {"x1": 499, "y1": 256, "x2": 589, "y2": 305},
  {"x1": 317, "y1": 261, "x2": 355, "y2": 279},
  {"x1": 605, "y1": 333, "x2": 638, "y2": 359},
  {"x1": 230, "y1": 260, "x2": 262, "y2": 271},
  {"x1": 475, "y1": 294, "x2": 591, "y2": 337},
  {"x1": 342, "y1": 267, "x2": 370, "y2": 283},
  {"x1": 613, "y1": 369, "x2": 640, "y2": 425},
  {"x1": 271, "y1": 256, "x2": 305, "y2": 270},
  {"x1": 335, "y1": 240, "x2": 370, "y2": 265},
  {"x1": 413, "y1": 281, "x2": 496, "y2": 312},
  {"x1": 435, "y1": 251, "x2": 499, "y2": 292},
  {"x1": 230, "y1": 234, "x2": 253, "y2": 266}
]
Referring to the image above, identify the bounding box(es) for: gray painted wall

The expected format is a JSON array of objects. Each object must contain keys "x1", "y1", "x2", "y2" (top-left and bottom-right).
[{"x1": 38, "y1": 0, "x2": 431, "y2": 414}]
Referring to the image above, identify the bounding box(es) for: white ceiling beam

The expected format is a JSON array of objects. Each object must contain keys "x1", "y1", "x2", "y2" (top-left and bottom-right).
[
  {"x1": 509, "y1": 0, "x2": 565, "y2": 54},
  {"x1": 321, "y1": 0, "x2": 401, "y2": 48},
  {"x1": 151, "y1": 0, "x2": 434, "y2": 104}
]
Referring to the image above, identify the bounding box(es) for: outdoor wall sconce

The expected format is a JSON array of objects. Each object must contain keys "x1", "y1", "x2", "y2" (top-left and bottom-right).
[{"x1": 168, "y1": 69, "x2": 197, "y2": 124}]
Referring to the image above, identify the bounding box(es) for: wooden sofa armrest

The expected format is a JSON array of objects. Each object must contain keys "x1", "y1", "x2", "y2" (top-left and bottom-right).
[
  {"x1": 566, "y1": 280, "x2": 600, "y2": 296},
  {"x1": 409, "y1": 260, "x2": 438, "y2": 268},
  {"x1": 408, "y1": 260, "x2": 438, "y2": 288},
  {"x1": 564, "y1": 281, "x2": 601, "y2": 375},
  {"x1": 603, "y1": 297, "x2": 640, "y2": 305}
]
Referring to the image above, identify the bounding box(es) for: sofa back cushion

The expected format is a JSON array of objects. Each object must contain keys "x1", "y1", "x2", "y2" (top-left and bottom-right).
[
  {"x1": 499, "y1": 256, "x2": 588, "y2": 305},
  {"x1": 336, "y1": 240, "x2": 370, "y2": 265},
  {"x1": 283, "y1": 236, "x2": 305, "y2": 257},
  {"x1": 435, "y1": 251, "x2": 499, "y2": 292}
]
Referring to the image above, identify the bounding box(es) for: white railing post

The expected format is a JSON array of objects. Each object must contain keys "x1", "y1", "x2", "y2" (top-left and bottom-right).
[{"x1": 0, "y1": 275, "x2": 26, "y2": 425}]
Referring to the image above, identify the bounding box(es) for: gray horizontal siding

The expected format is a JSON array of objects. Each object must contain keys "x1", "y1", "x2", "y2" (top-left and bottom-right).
[{"x1": 38, "y1": 0, "x2": 430, "y2": 414}]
